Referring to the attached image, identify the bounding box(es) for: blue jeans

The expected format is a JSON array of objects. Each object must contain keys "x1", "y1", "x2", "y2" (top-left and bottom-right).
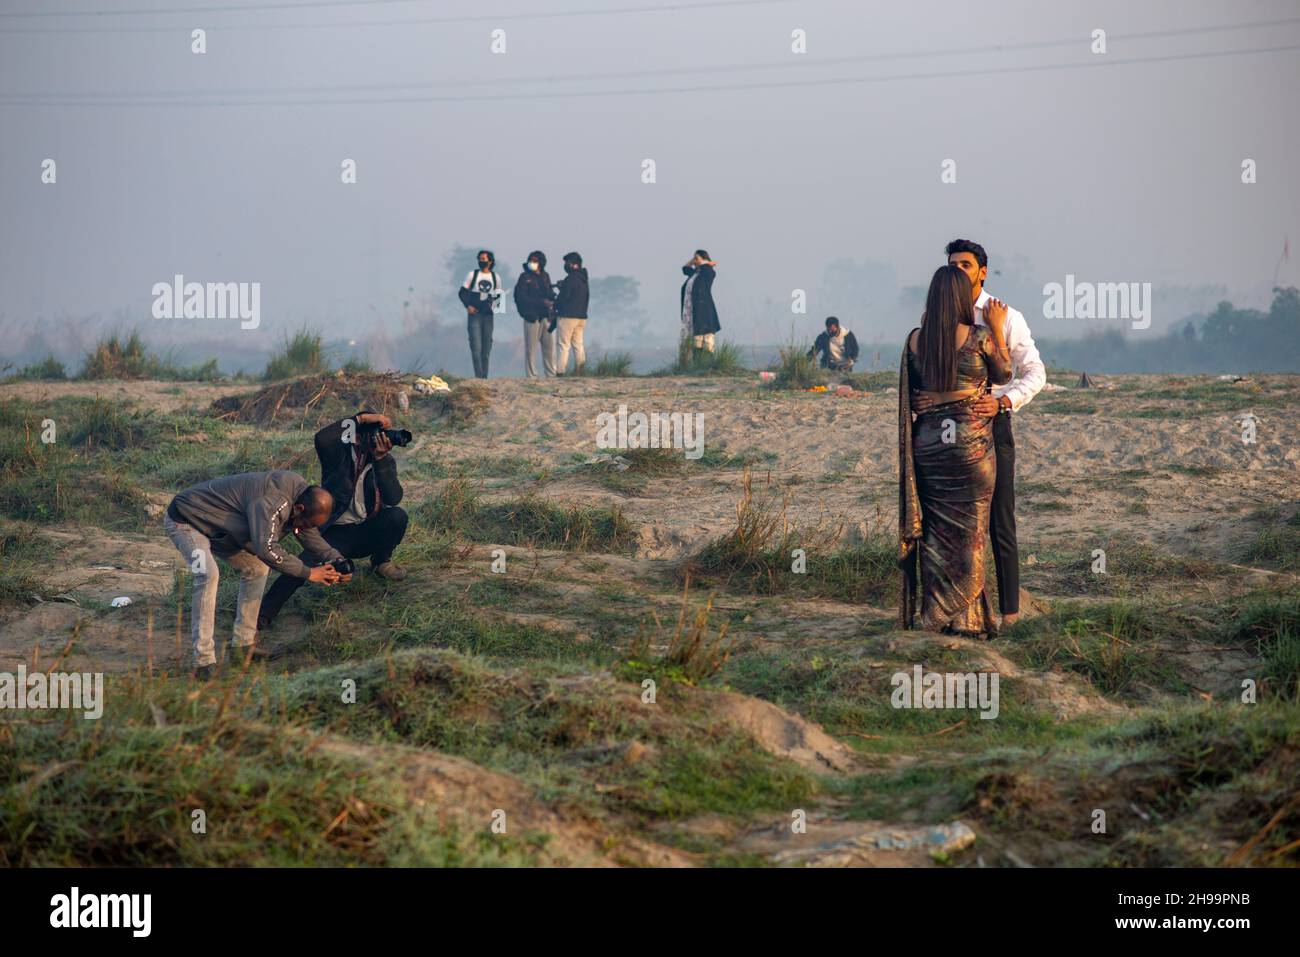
[{"x1": 467, "y1": 313, "x2": 494, "y2": 378}]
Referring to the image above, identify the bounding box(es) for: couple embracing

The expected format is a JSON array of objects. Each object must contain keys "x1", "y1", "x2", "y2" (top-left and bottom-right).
[{"x1": 899, "y1": 239, "x2": 1046, "y2": 638}]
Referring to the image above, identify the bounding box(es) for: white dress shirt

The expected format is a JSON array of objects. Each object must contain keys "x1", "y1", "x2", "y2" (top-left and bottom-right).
[{"x1": 974, "y1": 288, "x2": 1046, "y2": 412}]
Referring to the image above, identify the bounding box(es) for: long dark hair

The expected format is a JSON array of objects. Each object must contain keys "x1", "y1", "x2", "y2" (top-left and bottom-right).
[{"x1": 916, "y1": 265, "x2": 974, "y2": 391}]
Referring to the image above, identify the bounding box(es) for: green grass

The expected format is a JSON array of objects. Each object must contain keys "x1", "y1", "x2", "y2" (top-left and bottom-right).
[
  {"x1": 1245, "y1": 512, "x2": 1300, "y2": 571},
  {"x1": 0, "y1": 672, "x2": 553, "y2": 866},
  {"x1": 414, "y1": 476, "x2": 636, "y2": 553},
  {"x1": 4, "y1": 355, "x2": 67, "y2": 381},
  {"x1": 1001, "y1": 601, "x2": 1187, "y2": 698},
  {"x1": 1225, "y1": 591, "x2": 1300, "y2": 701},
  {"x1": 681, "y1": 473, "x2": 895, "y2": 604},
  {"x1": 654, "y1": 339, "x2": 748, "y2": 376},
  {"x1": 273, "y1": 648, "x2": 817, "y2": 823}
]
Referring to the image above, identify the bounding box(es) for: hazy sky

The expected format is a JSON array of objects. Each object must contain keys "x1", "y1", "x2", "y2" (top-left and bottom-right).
[{"x1": 2, "y1": 0, "x2": 1298, "y2": 365}]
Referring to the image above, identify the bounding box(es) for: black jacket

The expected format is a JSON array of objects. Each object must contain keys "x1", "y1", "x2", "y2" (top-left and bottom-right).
[
  {"x1": 514, "y1": 268, "x2": 554, "y2": 322},
  {"x1": 809, "y1": 330, "x2": 859, "y2": 367},
  {"x1": 314, "y1": 411, "x2": 404, "y2": 530},
  {"x1": 680, "y1": 264, "x2": 720, "y2": 335},
  {"x1": 553, "y1": 267, "x2": 589, "y2": 319}
]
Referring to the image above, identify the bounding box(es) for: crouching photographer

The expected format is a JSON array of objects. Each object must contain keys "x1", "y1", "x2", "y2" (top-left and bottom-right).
[{"x1": 257, "y1": 409, "x2": 411, "y2": 630}]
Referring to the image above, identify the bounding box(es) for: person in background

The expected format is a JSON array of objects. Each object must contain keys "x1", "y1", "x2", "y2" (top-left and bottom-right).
[
  {"x1": 514, "y1": 250, "x2": 556, "y2": 377},
  {"x1": 553, "y1": 251, "x2": 590, "y2": 375},
  {"x1": 680, "y1": 249, "x2": 720, "y2": 353},
  {"x1": 458, "y1": 249, "x2": 501, "y2": 378},
  {"x1": 164, "y1": 470, "x2": 345, "y2": 680},
  {"x1": 257, "y1": 409, "x2": 408, "y2": 632},
  {"x1": 808, "y1": 316, "x2": 859, "y2": 371}
]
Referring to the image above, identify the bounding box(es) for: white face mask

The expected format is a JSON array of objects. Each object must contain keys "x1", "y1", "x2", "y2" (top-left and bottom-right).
[{"x1": 528, "y1": 262, "x2": 539, "y2": 272}]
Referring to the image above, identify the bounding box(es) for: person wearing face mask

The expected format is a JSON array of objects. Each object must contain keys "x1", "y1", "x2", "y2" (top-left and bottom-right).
[
  {"x1": 553, "y1": 252, "x2": 590, "y2": 375},
  {"x1": 458, "y1": 249, "x2": 501, "y2": 378},
  {"x1": 513, "y1": 250, "x2": 557, "y2": 377},
  {"x1": 680, "y1": 249, "x2": 720, "y2": 353}
]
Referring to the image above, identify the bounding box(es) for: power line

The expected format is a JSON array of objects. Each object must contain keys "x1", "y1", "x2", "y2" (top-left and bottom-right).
[
  {"x1": 7, "y1": 16, "x2": 1300, "y2": 101},
  {"x1": 2, "y1": 39, "x2": 1296, "y2": 106},
  {"x1": 0, "y1": 0, "x2": 799, "y2": 32}
]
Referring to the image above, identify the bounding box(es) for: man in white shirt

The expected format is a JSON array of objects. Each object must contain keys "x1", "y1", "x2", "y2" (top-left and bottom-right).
[{"x1": 945, "y1": 238, "x2": 1046, "y2": 627}]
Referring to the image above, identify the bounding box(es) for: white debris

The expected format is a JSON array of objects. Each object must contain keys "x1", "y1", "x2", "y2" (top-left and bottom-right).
[{"x1": 110, "y1": 596, "x2": 132, "y2": 608}]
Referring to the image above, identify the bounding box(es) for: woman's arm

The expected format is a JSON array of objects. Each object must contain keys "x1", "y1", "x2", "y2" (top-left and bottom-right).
[{"x1": 980, "y1": 300, "x2": 1012, "y2": 384}]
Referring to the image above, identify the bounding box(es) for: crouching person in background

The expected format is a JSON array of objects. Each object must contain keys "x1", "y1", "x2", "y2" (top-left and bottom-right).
[
  {"x1": 808, "y1": 316, "x2": 859, "y2": 372},
  {"x1": 164, "y1": 470, "x2": 346, "y2": 680},
  {"x1": 257, "y1": 410, "x2": 409, "y2": 631}
]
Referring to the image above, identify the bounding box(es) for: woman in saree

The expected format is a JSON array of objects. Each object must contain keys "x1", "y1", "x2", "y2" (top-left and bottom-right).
[{"x1": 899, "y1": 265, "x2": 1012, "y2": 637}]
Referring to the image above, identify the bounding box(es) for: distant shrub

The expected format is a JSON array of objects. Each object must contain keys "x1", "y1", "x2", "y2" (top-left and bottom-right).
[
  {"x1": 768, "y1": 341, "x2": 825, "y2": 390},
  {"x1": 8, "y1": 355, "x2": 67, "y2": 381},
  {"x1": 79, "y1": 331, "x2": 222, "y2": 381},
  {"x1": 657, "y1": 339, "x2": 746, "y2": 376},
  {"x1": 264, "y1": 328, "x2": 326, "y2": 381},
  {"x1": 590, "y1": 351, "x2": 634, "y2": 377}
]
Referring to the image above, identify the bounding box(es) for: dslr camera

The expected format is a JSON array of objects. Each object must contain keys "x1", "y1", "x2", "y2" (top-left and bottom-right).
[{"x1": 358, "y1": 423, "x2": 413, "y2": 450}]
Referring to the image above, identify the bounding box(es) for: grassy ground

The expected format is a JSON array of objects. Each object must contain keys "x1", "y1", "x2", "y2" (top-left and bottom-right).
[{"x1": 1, "y1": 372, "x2": 1297, "y2": 867}]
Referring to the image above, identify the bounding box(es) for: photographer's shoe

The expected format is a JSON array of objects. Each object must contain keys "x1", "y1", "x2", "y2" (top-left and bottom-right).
[
  {"x1": 194, "y1": 665, "x2": 214, "y2": 682},
  {"x1": 374, "y1": 561, "x2": 407, "y2": 581}
]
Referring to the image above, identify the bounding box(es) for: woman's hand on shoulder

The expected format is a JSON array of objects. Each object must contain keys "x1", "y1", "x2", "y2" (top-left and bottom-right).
[{"x1": 983, "y1": 298, "x2": 1009, "y2": 338}]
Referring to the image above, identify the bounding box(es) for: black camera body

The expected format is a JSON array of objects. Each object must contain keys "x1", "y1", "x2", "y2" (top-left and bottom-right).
[
  {"x1": 331, "y1": 557, "x2": 355, "y2": 575},
  {"x1": 358, "y1": 425, "x2": 413, "y2": 450}
]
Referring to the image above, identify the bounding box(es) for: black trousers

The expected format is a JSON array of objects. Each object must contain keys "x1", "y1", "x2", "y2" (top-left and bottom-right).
[
  {"x1": 990, "y1": 413, "x2": 1019, "y2": 614},
  {"x1": 259, "y1": 506, "x2": 408, "y2": 625}
]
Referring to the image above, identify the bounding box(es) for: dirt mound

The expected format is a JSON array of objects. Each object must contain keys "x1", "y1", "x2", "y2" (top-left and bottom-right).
[
  {"x1": 210, "y1": 371, "x2": 408, "y2": 425},
  {"x1": 701, "y1": 689, "x2": 858, "y2": 773},
  {"x1": 271, "y1": 725, "x2": 691, "y2": 867},
  {"x1": 426, "y1": 382, "x2": 493, "y2": 429}
]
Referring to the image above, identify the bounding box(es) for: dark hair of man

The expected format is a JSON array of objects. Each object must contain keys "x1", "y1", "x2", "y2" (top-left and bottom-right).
[
  {"x1": 695, "y1": 249, "x2": 711, "y2": 261},
  {"x1": 477, "y1": 250, "x2": 494, "y2": 267},
  {"x1": 295, "y1": 485, "x2": 334, "y2": 520},
  {"x1": 944, "y1": 238, "x2": 987, "y2": 270},
  {"x1": 825, "y1": 316, "x2": 839, "y2": 329},
  {"x1": 917, "y1": 265, "x2": 974, "y2": 392},
  {"x1": 564, "y1": 252, "x2": 582, "y2": 268}
]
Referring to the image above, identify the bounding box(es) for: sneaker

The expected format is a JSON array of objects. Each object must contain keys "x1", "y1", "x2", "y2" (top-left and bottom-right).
[
  {"x1": 194, "y1": 664, "x2": 214, "y2": 682},
  {"x1": 373, "y1": 561, "x2": 407, "y2": 581}
]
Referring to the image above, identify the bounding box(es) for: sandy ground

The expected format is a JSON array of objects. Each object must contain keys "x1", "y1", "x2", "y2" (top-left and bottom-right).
[{"x1": 3, "y1": 371, "x2": 1295, "y2": 677}]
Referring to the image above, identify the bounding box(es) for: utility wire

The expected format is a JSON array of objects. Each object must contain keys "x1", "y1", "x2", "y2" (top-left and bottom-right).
[
  {"x1": 0, "y1": 0, "x2": 800, "y2": 32},
  {"x1": 2, "y1": 38, "x2": 1296, "y2": 106}
]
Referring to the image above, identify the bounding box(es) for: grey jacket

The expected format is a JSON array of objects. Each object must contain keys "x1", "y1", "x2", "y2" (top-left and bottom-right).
[{"x1": 166, "y1": 470, "x2": 343, "y2": 579}]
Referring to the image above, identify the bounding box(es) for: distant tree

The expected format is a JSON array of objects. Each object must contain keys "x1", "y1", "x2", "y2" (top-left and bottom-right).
[{"x1": 441, "y1": 244, "x2": 513, "y2": 316}]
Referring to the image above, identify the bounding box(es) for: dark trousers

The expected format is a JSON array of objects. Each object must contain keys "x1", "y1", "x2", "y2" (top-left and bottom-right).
[
  {"x1": 258, "y1": 506, "x2": 408, "y2": 626},
  {"x1": 990, "y1": 413, "x2": 1019, "y2": 614},
  {"x1": 467, "y1": 313, "x2": 494, "y2": 378}
]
